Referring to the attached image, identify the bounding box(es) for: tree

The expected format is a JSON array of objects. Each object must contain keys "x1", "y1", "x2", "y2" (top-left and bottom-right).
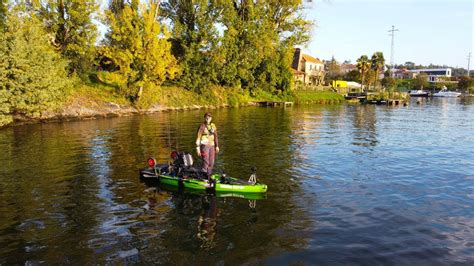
[
  {"x1": 0, "y1": 0, "x2": 7, "y2": 29},
  {"x1": 458, "y1": 77, "x2": 473, "y2": 92},
  {"x1": 36, "y1": 0, "x2": 99, "y2": 74},
  {"x1": 0, "y1": 14, "x2": 11, "y2": 126},
  {"x1": 326, "y1": 56, "x2": 342, "y2": 83},
  {"x1": 382, "y1": 76, "x2": 397, "y2": 90},
  {"x1": 219, "y1": 0, "x2": 311, "y2": 93},
  {"x1": 404, "y1": 61, "x2": 415, "y2": 69},
  {"x1": 345, "y1": 69, "x2": 360, "y2": 82},
  {"x1": 357, "y1": 55, "x2": 370, "y2": 93},
  {"x1": 413, "y1": 73, "x2": 428, "y2": 89},
  {"x1": 371, "y1": 51, "x2": 385, "y2": 91},
  {"x1": 162, "y1": 0, "x2": 311, "y2": 93},
  {"x1": 365, "y1": 69, "x2": 377, "y2": 90},
  {"x1": 1, "y1": 5, "x2": 70, "y2": 120},
  {"x1": 102, "y1": 0, "x2": 178, "y2": 102},
  {"x1": 160, "y1": 0, "x2": 222, "y2": 91}
]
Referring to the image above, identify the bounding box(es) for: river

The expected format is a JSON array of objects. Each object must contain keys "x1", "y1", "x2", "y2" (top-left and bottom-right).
[{"x1": 0, "y1": 97, "x2": 473, "y2": 264}]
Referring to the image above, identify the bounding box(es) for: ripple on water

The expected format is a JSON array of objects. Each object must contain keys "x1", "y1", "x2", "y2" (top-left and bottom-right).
[{"x1": 0, "y1": 102, "x2": 473, "y2": 264}]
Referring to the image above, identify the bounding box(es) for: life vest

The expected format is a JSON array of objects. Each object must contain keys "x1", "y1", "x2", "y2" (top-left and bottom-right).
[{"x1": 200, "y1": 123, "x2": 216, "y2": 146}]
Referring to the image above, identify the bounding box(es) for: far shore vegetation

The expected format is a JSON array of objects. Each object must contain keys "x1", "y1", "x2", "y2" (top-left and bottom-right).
[{"x1": 1, "y1": 1, "x2": 473, "y2": 128}]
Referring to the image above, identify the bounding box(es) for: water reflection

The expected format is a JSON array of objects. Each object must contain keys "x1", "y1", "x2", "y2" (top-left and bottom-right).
[
  {"x1": 0, "y1": 101, "x2": 473, "y2": 264},
  {"x1": 349, "y1": 105, "x2": 378, "y2": 148},
  {"x1": 197, "y1": 195, "x2": 218, "y2": 249}
]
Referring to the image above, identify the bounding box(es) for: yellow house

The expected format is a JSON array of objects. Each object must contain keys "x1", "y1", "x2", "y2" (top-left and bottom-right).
[{"x1": 291, "y1": 48, "x2": 325, "y2": 86}]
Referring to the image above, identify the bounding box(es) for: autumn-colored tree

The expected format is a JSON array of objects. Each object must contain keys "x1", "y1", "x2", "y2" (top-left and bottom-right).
[
  {"x1": 102, "y1": 0, "x2": 178, "y2": 102},
  {"x1": 0, "y1": 0, "x2": 7, "y2": 29}
]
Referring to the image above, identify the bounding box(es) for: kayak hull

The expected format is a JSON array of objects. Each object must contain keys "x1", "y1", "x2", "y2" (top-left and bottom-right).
[
  {"x1": 140, "y1": 168, "x2": 267, "y2": 193},
  {"x1": 154, "y1": 183, "x2": 267, "y2": 200}
]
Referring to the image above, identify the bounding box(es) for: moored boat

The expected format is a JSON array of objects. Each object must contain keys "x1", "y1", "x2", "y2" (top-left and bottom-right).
[
  {"x1": 433, "y1": 86, "x2": 461, "y2": 97},
  {"x1": 409, "y1": 90, "x2": 429, "y2": 97}
]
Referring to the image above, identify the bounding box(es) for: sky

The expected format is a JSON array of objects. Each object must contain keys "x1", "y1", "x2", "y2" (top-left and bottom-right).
[{"x1": 302, "y1": 0, "x2": 473, "y2": 68}]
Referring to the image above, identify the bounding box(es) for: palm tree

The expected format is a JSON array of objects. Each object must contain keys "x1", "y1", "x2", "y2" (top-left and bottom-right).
[
  {"x1": 371, "y1": 52, "x2": 385, "y2": 91},
  {"x1": 357, "y1": 55, "x2": 370, "y2": 93}
]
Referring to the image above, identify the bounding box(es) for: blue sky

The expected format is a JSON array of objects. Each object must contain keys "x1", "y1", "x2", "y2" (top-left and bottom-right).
[{"x1": 302, "y1": 0, "x2": 473, "y2": 67}]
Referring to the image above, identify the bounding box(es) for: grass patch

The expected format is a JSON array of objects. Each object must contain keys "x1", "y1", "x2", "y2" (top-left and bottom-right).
[
  {"x1": 138, "y1": 85, "x2": 254, "y2": 109},
  {"x1": 65, "y1": 80, "x2": 129, "y2": 107},
  {"x1": 292, "y1": 90, "x2": 345, "y2": 104}
]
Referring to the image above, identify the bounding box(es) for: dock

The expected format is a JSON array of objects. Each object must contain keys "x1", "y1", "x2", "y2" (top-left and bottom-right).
[
  {"x1": 256, "y1": 101, "x2": 294, "y2": 107},
  {"x1": 387, "y1": 99, "x2": 406, "y2": 106},
  {"x1": 364, "y1": 99, "x2": 407, "y2": 106}
]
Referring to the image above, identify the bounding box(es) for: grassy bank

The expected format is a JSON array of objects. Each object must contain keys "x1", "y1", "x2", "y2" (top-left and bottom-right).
[
  {"x1": 1, "y1": 84, "x2": 345, "y2": 128},
  {"x1": 69, "y1": 84, "x2": 345, "y2": 110}
]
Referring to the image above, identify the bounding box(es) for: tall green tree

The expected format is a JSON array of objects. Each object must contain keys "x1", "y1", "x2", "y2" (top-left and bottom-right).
[
  {"x1": 0, "y1": 13, "x2": 11, "y2": 126},
  {"x1": 371, "y1": 51, "x2": 385, "y2": 91},
  {"x1": 1, "y1": 5, "x2": 70, "y2": 122},
  {"x1": 102, "y1": 0, "x2": 178, "y2": 102},
  {"x1": 162, "y1": 0, "x2": 311, "y2": 93},
  {"x1": 219, "y1": 0, "x2": 310, "y2": 93},
  {"x1": 413, "y1": 73, "x2": 428, "y2": 90},
  {"x1": 161, "y1": 0, "x2": 223, "y2": 91},
  {"x1": 357, "y1": 55, "x2": 370, "y2": 93},
  {"x1": 36, "y1": 0, "x2": 98, "y2": 74}
]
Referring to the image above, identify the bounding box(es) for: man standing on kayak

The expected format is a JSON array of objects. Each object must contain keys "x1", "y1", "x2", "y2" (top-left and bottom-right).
[{"x1": 196, "y1": 112, "x2": 219, "y2": 178}]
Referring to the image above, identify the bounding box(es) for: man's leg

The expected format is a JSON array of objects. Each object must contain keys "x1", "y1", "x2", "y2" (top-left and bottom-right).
[
  {"x1": 201, "y1": 145, "x2": 210, "y2": 175},
  {"x1": 207, "y1": 146, "x2": 215, "y2": 176}
]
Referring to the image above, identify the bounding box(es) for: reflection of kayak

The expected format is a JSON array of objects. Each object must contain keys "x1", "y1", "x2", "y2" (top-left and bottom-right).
[
  {"x1": 139, "y1": 153, "x2": 268, "y2": 194},
  {"x1": 152, "y1": 182, "x2": 267, "y2": 200}
]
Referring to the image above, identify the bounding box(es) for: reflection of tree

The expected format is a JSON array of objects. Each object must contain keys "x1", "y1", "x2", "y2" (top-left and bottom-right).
[
  {"x1": 0, "y1": 107, "x2": 313, "y2": 264},
  {"x1": 135, "y1": 108, "x2": 311, "y2": 264},
  {"x1": 0, "y1": 123, "x2": 103, "y2": 263},
  {"x1": 349, "y1": 105, "x2": 378, "y2": 148}
]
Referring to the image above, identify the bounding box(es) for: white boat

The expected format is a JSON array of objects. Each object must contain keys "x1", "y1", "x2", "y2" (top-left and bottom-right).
[
  {"x1": 433, "y1": 86, "x2": 461, "y2": 97},
  {"x1": 409, "y1": 90, "x2": 429, "y2": 97}
]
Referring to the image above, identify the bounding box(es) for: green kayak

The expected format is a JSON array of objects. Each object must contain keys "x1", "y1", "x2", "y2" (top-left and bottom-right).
[
  {"x1": 151, "y1": 183, "x2": 267, "y2": 200},
  {"x1": 139, "y1": 153, "x2": 268, "y2": 194},
  {"x1": 140, "y1": 168, "x2": 267, "y2": 193}
]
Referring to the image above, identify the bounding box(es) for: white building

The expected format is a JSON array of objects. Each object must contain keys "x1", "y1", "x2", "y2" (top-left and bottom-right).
[
  {"x1": 393, "y1": 68, "x2": 452, "y2": 82},
  {"x1": 410, "y1": 68, "x2": 451, "y2": 82}
]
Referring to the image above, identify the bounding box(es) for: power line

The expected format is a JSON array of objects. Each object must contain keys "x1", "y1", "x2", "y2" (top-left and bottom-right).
[{"x1": 388, "y1": 25, "x2": 399, "y2": 75}]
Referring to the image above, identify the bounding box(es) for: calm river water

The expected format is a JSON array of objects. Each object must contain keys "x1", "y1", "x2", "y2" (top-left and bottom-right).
[{"x1": 0, "y1": 98, "x2": 473, "y2": 264}]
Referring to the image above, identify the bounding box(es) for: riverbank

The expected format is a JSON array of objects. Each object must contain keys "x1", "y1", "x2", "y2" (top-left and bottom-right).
[{"x1": 1, "y1": 84, "x2": 345, "y2": 128}]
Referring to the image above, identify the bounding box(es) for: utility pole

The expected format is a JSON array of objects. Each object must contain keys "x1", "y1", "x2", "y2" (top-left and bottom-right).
[
  {"x1": 467, "y1": 52, "x2": 471, "y2": 77},
  {"x1": 388, "y1": 25, "x2": 399, "y2": 76}
]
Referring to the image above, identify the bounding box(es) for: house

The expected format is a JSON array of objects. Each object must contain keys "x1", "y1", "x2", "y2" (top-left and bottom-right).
[
  {"x1": 393, "y1": 68, "x2": 417, "y2": 79},
  {"x1": 410, "y1": 68, "x2": 452, "y2": 82},
  {"x1": 291, "y1": 48, "x2": 325, "y2": 86},
  {"x1": 393, "y1": 68, "x2": 452, "y2": 82}
]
